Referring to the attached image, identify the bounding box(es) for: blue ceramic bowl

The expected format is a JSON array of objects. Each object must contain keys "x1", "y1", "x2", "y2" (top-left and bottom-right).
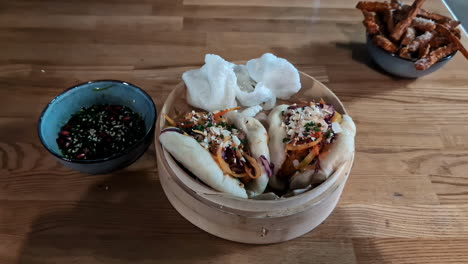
[
  {"x1": 38, "y1": 80, "x2": 156, "y2": 174},
  {"x1": 366, "y1": 35, "x2": 456, "y2": 78}
]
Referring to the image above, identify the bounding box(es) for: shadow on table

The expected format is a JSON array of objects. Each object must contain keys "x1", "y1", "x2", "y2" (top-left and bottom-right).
[
  {"x1": 14, "y1": 161, "x2": 229, "y2": 264},
  {"x1": 333, "y1": 22, "x2": 417, "y2": 82},
  {"x1": 334, "y1": 41, "x2": 386, "y2": 73}
]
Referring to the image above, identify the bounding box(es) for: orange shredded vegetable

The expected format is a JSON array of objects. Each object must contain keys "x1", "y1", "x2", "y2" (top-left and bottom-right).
[
  {"x1": 243, "y1": 153, "x2": 262, "y2": 179},
  {"x1": 163, "y1": 113, "x2": 176, "y2": 126},
  {"x1": 298, "y1": 148, "x2": 317, "y2": 169},
  {"x1": 313, "y1": 145, "x2": 320, "y2": 156},
  {"x1": 245, "y1": 166, "x2": 255, "y2": 179},
  {"x1": 216, "y1": 139, "x2": 247, "y2": 178},
  {"x1": 213, "y1": 107, "x2": 240, "y2": 122},
  {"x1": 286, "y1": 136, "x2": 323, "y2": 151}
]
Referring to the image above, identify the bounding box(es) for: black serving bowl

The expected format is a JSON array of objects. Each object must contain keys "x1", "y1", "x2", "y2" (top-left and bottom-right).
[{"x1": 366, "y1": 35, "x2": 456, "y2": 78}]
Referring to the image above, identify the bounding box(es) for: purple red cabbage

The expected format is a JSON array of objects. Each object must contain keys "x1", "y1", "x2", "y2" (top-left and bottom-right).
[
  {"x1": 322, "y1": 104, "x2": 335, "y2": 121},
  {"x1": 222, "y1": 147, "x2": 245, "y2": 173},
  {"x1": 161, "y1": 127, "x2": 184, "y2": 134},
  {"x1": 259, "y1": 155, "x2": 274, "y2": 178}
]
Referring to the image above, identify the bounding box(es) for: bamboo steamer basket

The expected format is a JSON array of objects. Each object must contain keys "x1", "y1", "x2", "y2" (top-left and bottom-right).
[{"x1": 155, "y1": 72, "x2": 355, "y2": 244}]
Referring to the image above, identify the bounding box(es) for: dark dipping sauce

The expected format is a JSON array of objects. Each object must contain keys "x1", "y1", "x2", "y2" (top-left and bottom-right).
[{"x1": 56, "y1": 104, "x2": 145, "y2": 160}]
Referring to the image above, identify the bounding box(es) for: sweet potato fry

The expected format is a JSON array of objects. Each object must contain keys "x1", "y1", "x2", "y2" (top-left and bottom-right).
[
  {"x1": 442, "y1": 20, "x2": 461, "y2": 30},
  {"x1": 374, "y1": 35, "x2": 398, "y2": 53},
  {"x1": 399, "y1": 47, "x2": 413, "y2": 60},
  {"x1": 400, "y1": 5, "x2": 454, "y2": 25},
  {"x1": 408, "y1": 31, "x2": 434, "y2": 52},
  {"x1": 453, "y1": 28, "x2": 461, "y2": 39},
  {"x1": 411, "y1": 17, "x2": 436, "y2": 31},
  {"x1": 358, "y1": 0, "x2": 466, "y2": 70},
  {"x1": 401, "y1": 27, "x2": 416, "y2": 46},
  {"x1": 418, "y1": 8, "x2": 449, "y2": 23},
  {"x1": 415, "y1": 43, "x2": 456, "y2": 70},
  {"x1": 429, "y1": 35, "x2": 450, "y2": 49},
  {"x1": 394, "y1": 5, "x2": 411, "y2": 23},
  {"x1": 362, "y1": 11, "x2": 381, "y2": 35},
  {"x1": 390, "y1": 0, "x2": 402, "y2": 9},
  {"x1": 356, "y1": 1, "x2": 391, "y2": 12},
  {"x1": 383, "y1": 9, "x2": 395, "y2": 34},
  {"x1": 391, "y1": 0, "x2": 426, "y2": 41},
  {"x1": 418, "y1": 43, "x2": 431, "y2": 59},
  {"x1": 436, "y1": 24, "x2": 468, "y2": 60},
  {"x1": 418, "y1": 9, "x2": 460, "y2": 29}
]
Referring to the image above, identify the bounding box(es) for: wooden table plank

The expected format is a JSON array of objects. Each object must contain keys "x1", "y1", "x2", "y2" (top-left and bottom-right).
[{"x1": 353, "y1": 238, "x2": 468, "y2": 264}]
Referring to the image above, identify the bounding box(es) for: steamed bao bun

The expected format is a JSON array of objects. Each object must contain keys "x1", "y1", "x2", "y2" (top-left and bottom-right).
[{"x1": 182, "y1": 53, "x2": 301, "y2": 113}]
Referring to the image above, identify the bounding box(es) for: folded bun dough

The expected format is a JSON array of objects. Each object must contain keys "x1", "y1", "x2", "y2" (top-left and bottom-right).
[
  {"x1": 267, "y1": 104, "x2": 289, "y2": 190},
  {"x1": 160, "y1": 111, "x2": 271, "y2": 198},
  {"x1": 160, "y1": 132, "x2": 248, "y2": 198},
  {"x1": 224, "y1": 112, "x2": 270, "y2": 197},
  {"x1": 268, "y1": 105, "x2": 356, "y2": 191},
  {"x1": 289, "y1": 114, "x2": 356, "y2": 190}
]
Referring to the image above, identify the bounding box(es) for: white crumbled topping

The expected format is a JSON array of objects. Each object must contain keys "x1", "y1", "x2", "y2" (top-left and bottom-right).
[
  {"x1": 185, "y1": 112, "x2": 244, "y2": 150},
  {"x1": 221, "y1": 130, "x2": 231, "y2": 138},
  {"x1": 232, "y1": 135, "x2": 241, "y2": 146},
  {"x1": 282, "y1": 104, "x2": 331, "y2": 144},
  {"x1": 209, "y1": 126, "x2": 221, "y2": 135}
]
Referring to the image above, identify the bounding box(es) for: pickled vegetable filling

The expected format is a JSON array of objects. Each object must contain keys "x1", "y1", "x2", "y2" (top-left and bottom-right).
[
  {"x1": 278, "y1": 101, "x2": 341, "y2": 179},
  {"x1": 56, "y1": 104, "x2": 145, "y2": 160},
  {"x1": 165, "y1": 108, "x2": 262, "y2": 184}
]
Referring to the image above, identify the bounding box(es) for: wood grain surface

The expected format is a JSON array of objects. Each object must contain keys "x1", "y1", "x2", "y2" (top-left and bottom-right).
[{"x1": 1, "y1": 0, "x2": 468, "y2": 263}]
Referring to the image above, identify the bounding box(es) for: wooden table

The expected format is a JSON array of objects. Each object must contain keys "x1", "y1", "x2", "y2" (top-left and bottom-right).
[{"x1": 1, "y1": 0, "x2": 468, "y2": 263}]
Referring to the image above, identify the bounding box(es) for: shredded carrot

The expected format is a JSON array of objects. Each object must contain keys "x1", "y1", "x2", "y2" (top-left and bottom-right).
[
  {"x1": 162, "y1": 113, "x2": 176, "y2": 126},
  {"x1": 231, "y1": 172, "x2": 248, "y2": 178},
  {"x1": 286, "y1": 136, "x2": 323, "y2": 151},
  {"x1": 243, "y1": 153, "x2": 262, "y2": 179},
  {"x1": 215, "y1": 139, "x2": 247, "y2": 178},
  {"x1": 319, "y1": 98, "x2": 326, "y2": 105},
  {"x1": 298, "y1": 148, "x2": 316, "y2": 169},
  {"x1": 245, "y1": 166, "x2": 255, "y2": 179},
  {"x1": 313, "y1": 145, "x2": 320, "y2": 156},
  {"x1": 213, "y1": 107, "x2": 241, "y2": 122}
]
